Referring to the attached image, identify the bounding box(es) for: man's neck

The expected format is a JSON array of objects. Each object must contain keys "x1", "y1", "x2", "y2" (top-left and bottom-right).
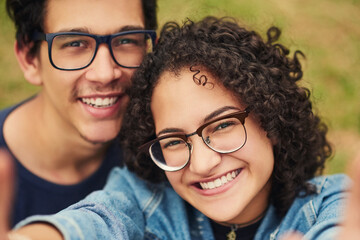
[{"x1": 3, "y1": 96, "x2": 111, "y2": 185}]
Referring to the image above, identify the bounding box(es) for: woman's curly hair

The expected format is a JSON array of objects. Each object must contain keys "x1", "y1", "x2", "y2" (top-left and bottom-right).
[{"x1": 120, "y1": 16, "x2": 332, "y2": 217}]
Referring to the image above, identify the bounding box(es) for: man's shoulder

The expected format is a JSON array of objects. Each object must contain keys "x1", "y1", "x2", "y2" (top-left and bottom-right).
[
  {"x1": 0, "y1": 98, "x2": 34, "y2": 125},
  {"x1": 0, "y1": 104, "x2": 18, "y2": 147},
  {"x1": 0, "y1": 104, "x2": 18, "y2": 123},
  {"x1": 0, "y1": 99, "x2": 33, "y2": 147}
]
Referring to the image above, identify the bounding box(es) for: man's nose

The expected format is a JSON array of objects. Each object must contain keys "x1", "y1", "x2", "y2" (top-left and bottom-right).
[
  {"x1": 84, "y1": 44, "x2": 122, "y2": 84},
  {"x1": 188, "y1": 137, "x2": 222, "y2": 176}
]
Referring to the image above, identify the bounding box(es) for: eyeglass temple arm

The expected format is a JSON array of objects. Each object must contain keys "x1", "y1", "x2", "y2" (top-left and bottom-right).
[{"x1": 31, "y1": 31, "x2": 46, "y2": 41}]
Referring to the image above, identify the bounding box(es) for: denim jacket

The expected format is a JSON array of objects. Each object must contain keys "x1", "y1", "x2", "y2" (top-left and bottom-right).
[{"x1": 16, "y1": 167, "x2": 349, "y2": 240}]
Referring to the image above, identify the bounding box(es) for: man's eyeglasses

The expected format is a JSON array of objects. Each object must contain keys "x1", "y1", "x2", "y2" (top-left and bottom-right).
[
  {"x1": 139, "y1": 110, "x2": 249, "y2": 172},
  {"x1": 32, "y1": 30, "x2": 156, "y2": 71}
]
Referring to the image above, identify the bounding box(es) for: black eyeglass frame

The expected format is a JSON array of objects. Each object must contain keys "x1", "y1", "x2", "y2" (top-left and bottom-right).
[
  {"x1": 139, "y1": 109, "x2": 250, "y2": 172},
  {"x1": 32, "y1": 30, "x2": 157, "y2": 71}
]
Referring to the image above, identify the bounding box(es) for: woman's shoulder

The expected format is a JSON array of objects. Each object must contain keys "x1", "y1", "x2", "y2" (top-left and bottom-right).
[
  {"x1": 257, "y1": 174, "x2": 350, "y2": 239},
  {"x1": 278, "y1": 174, "x2": 349, "y2": 238},
  {"x1": 288, "y1": 173, "x2": 350, "y2": 217},
  {"x1": 309, "y1": 173, "x2": 350, "y2": 194}
]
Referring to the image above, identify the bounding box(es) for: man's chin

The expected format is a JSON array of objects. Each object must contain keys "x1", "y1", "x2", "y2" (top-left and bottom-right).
[{"x1": 79, "y1": 132, "x2": 117, "y2": 146}]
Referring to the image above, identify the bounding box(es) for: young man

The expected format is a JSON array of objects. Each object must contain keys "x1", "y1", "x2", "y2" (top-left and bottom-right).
[{"x1": 2, "y1": 0, "x2": 157, "y2": 226}]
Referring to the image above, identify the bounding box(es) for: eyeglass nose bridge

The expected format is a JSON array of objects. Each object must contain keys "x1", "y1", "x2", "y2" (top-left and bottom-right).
[
  {"x1": 90, "y1": 35, "x2": 118, "y2": 65},
  {"x1": 184, "y1": 130, "x2": 211, "y2": 157},
  {"x1": 94, "y1": 35, "x2": 116, "y2": 48}
]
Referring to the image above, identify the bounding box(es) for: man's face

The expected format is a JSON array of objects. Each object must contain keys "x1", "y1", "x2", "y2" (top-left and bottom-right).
[{"x1": 35, "y1": 0, "x2": 145, "y2": 144}]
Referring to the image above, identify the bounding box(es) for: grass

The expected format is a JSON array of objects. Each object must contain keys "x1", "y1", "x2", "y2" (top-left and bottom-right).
[{"x1": 0, "y1": 0, "x2": 359, "y2": 174}]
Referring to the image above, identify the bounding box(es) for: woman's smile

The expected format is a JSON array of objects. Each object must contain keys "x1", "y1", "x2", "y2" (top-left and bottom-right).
[{"x1": 198, "y1": 169, "x2": 242, "y2": 190}]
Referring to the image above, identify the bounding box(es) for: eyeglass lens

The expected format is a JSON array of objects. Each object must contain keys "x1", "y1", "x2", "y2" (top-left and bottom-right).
[
  {"x1": 149, "y1": 116, "x2": 246, "y2": 171},
  {"x1": 51, "y1": 33, "x2": 153, "y2": 70}
]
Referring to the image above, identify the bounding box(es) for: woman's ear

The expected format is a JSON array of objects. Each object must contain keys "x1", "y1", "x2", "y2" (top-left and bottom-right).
[{"x1": 14, "y1": 41, "x2": 43, "y2": 86}]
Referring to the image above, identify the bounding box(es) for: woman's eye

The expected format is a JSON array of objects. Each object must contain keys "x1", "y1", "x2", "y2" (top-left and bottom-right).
[
  {"x1": 214, "y1": 121, "x2": 234, "y2": 131},
  {"x1": 163, "y1": 140, "x2": 182, "y2": 148}
]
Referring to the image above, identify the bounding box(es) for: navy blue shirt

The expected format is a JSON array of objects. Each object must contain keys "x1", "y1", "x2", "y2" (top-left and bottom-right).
[{"x1": 0, "y1": 99, "x2": 123, "y2": 227}]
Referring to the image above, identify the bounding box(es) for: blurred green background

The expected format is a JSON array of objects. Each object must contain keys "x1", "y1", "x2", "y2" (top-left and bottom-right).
[{"x1": 0, "y1": 0, "x2": 359, "y2": 174}]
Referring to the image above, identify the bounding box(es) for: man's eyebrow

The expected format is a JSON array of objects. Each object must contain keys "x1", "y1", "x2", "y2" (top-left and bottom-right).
[
  {"x1": 56, "y1": 27, "x2": 91, "y2": 33},
  {"x1": 119, "y1": 25, "x2": 145, "y2": 32},
  {"x1": 56, "y1": 25, "x2": 145, "y2": 34}
]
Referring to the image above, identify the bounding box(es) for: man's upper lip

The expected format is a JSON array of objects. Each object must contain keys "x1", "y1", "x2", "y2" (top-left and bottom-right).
[
  {"x1": 78, "y1": 92, "x2": 124, "y2": 98},
  {"x1": 190, "y1": 168, "x2": 242, "y2": 185}
]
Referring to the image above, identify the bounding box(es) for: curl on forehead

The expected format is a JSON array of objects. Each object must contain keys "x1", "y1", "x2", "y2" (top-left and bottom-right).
[
  {"x1": 189, "y1": 66, "x2": 215, "y2": 89},
  {"x1": 156, "y1": 65, "x2": 216, "y2": 89}
]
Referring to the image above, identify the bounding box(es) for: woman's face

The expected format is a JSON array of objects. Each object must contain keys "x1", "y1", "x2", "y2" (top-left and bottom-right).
[{"x1": 150, "y1": 68, "x2": 274, "y2": 225}]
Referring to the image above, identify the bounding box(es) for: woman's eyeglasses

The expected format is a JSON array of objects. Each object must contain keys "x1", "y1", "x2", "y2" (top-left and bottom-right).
[{"x1": 139, "y1": 110, "x2": 249, "y2": 172}]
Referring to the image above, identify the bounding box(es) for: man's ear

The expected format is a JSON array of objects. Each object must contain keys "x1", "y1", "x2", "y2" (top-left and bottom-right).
[{"x1": 14, "y1": 41, "x2": 43, "y2": 86}]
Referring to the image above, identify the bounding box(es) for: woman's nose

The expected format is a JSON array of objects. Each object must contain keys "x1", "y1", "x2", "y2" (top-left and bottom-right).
[{"x1": 188, "y1": 137, "x2": 222, "y2": 176}]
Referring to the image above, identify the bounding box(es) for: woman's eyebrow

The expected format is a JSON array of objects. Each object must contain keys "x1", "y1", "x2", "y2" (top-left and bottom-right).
[
  {"x1": 157, "y1": 128, "x2": 184, "y2": 136},
  {"x1": 156, "y1": 106, "x2": 241, "y2": 136},
  {"x1": 203, "y1": 106, "x2": 240, "y2": 123}
]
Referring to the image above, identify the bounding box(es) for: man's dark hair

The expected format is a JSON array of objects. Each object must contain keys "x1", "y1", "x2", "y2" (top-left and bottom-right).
[
  {"x1": 6, "y1": 0, "x2": 157, "y2": 57},
  {"x1": 120, "y1": 16, "x2": 332, "y2": 217}
]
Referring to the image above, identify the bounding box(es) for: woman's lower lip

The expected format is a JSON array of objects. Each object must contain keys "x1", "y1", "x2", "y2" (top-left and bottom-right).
[{"x1": 193, "y1": 169, "x2": 243, "y2": 196}]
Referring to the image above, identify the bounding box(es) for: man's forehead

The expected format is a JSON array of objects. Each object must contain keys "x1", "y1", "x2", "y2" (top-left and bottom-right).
[{"x1": 44, "y1": 0, "x2": 145, "y2": 34}]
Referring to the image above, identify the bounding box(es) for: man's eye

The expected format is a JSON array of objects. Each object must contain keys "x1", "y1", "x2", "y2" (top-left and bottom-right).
[
  {"x1": 121, "y1": 39, "x2": 136, "y2": 44},
  {"x1": 114, "y1": 38, "x2": 138, "y2": 46},
  {"x1": 62, "y1": 41, "x2": 87, "y2": 48}
]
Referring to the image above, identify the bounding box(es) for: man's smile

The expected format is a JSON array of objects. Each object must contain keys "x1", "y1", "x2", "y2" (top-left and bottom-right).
[{"x1": 80, "y1": 96, "x2": 119, "y2": 108}]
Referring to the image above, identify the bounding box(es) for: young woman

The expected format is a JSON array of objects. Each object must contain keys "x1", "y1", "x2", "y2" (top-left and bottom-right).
[
  {"x1": 120, "y1": 16, "x2": 349, "y2": 239},
  {"x1": 6, "y1": 17, "x2": 349, "y2": 240}
]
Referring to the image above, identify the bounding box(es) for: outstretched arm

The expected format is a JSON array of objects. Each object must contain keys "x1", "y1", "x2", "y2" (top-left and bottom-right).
[
  {"x1": 0, "y1": 149, "x2": 13, "y2": 240},
  {"x1": 337, "y1": 151, "x2": 360, "y2": 239},
  {"x1": 0, "y1": 149, "x2": 63, "y2": 240}
]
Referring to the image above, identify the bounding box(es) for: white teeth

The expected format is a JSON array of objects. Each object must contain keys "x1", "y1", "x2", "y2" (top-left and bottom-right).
[
  {"x1": 103, "y1": 98, "x2": 110, "y2": 105},
  {"x1": 221, "y1": 176, "x2": 228, "y2": 184},
  {"x1": 226, "y1": 173, "x2": 232, "y2": 181},
  {"x1": 95, "y1": 98, "x2": 102, "y2": 106},
  {"x1": 199, "y1": 169, "x2": 241, "y2": 190},
  {"x1": 214, "y1": 179, "x2": 222, "y2": 187},
  {"x1": 81, "y1": 97, "x2": 118, "y2": 108}
]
